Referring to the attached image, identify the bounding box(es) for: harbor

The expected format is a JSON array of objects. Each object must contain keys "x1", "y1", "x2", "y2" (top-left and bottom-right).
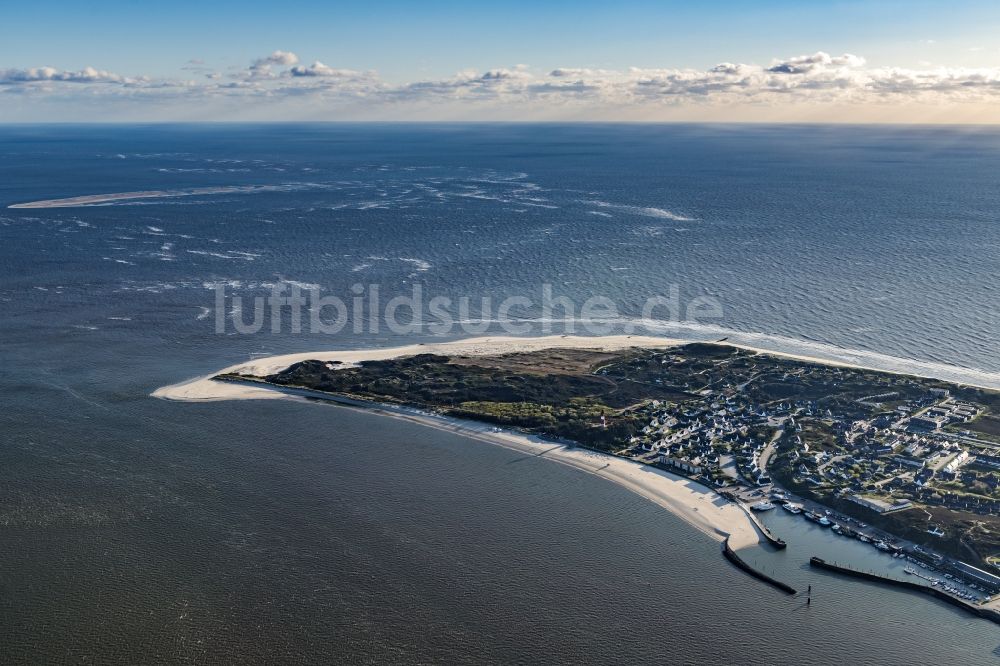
[
  {"x1": 727, "y1": 479, "x2": 999, "y2": 607},
  {"x1": 809, "y1": 558, "x2": 1000, "y2": 626},
  {"x1": 746, "y1": 493, "x2": 1000, "y2": 609}
]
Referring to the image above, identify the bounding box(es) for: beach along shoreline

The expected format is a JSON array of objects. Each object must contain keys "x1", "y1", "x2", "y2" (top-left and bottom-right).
[
  {"x1": 149, "y1": 333, "x2": 1000, "y2": 595},
  {"x1": 205, "y1": 374, "x2": 767, "y2": 552}
]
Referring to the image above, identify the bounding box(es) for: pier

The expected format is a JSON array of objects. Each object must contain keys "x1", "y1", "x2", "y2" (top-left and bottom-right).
[
  {"x1": 809, "y1": 557, "x2": 1000, "y2": 626},
  {"x1": 721, "y1": 538, "x2": 797, "y2": 595}
]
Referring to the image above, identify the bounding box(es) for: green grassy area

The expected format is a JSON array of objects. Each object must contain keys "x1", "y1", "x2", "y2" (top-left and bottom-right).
[
  {"x1": 799, "y1": 420, "x2": 841, "y2": 452},
  {"x1": 964, "y1": 414, "x2": 1000, "y2": 439},
  {"x1": 447, "y1": 398, "x2": 647, "y2": 448}
]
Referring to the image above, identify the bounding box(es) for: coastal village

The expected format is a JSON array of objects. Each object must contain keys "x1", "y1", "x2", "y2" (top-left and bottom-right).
[
  {"x1": 614, "y1": 347, "x2": 1000, "y2": 605},
  {"x1": 245, "y1": 340, "x2": 1000, "y2": 614}
]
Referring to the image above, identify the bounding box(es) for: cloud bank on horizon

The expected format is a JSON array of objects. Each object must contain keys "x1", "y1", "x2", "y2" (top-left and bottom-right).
[{"x1": 4, "y1": 49, "x2": 1000, "y2": 122}]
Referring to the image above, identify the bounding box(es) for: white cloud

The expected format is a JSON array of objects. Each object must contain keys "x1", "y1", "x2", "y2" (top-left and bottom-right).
[
  {"x1": 288, "y1": 61, "x2": 361, "y2": 78},
  {"x1": 480, "y1": 66, "x2": 532, "y2": 81},
  {"x1": 253, "y1": 50, "x2": 299, "y2": 68},
  {"x1": 245, "y1": 50, "x2": 301, "y2": 79},
  {"x1": 7, "y1": 50, "x2": 1000, "y2": 121},
  {"x1": 0, "y1": 66, "x2": 133, "y2": 84},
  {"x1": 767, "y1": 51, "x2": 865, "y2": 74},
  {"x1": 550, "y1": 67, "x2": 615, "y2": 78}
]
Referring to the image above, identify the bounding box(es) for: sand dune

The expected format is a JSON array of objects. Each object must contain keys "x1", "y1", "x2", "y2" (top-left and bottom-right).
[{"x1": 151, "y1": 335, "x2": 683, "y2": 401}]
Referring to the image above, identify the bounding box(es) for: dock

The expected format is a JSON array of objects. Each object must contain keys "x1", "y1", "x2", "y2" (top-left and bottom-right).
[{"x1": 809, "y1": 556, "x2": 1000, "y2": 627}]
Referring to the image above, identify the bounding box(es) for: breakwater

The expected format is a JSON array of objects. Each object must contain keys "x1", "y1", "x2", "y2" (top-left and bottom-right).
[
  {"x1": 722, "y1": 538, "x2": 797, "y2": 595},
  {"x1": 809, "y1": 557, "x2": 1000, "y2": 626}
]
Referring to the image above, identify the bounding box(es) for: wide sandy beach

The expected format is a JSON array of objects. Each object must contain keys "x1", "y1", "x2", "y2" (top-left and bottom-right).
[
  {"x1": 153, "y1": 335, "x2": 685, "y2": 401},
  {"x1": 153, "y1": 331, "x2": 999, "y2": 404}
]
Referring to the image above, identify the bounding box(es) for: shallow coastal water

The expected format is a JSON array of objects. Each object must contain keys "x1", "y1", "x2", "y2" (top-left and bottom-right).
[
  {"x1": 2, "y1": 124, "x2": 1000, "y2": 663},
  {"x1": 5, "y1": 397, "x2": 999, "y2": 664}
]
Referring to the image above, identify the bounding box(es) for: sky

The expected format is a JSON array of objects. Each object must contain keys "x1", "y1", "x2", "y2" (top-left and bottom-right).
[{"x1": 3, "y1": 0, "x2": 1000, "y2": 122}]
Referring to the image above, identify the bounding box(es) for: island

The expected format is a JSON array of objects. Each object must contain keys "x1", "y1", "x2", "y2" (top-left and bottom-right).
[
  {"x1": 216, "y1": 342, "x2": 1000, "y2": 590},
  {"x1": 154, "y1": 335, "x2": 1000, "y2": 618}
]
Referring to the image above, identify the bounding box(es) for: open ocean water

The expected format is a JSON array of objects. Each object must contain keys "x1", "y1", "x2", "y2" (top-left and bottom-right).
[{"x1": 1, "y1": 124, "x2": 999, "y2": 663}]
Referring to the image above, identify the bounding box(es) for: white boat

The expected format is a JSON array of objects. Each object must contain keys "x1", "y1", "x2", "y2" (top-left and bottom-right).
[
  {"x1": 751, "y1": 501, "x2": 776, "y2": 511},
  {"x1": 782, "y1": 503, "x2": 803, "y2": 514},
  {"x1": 817, "y1": 516, "x2": 832, "y2": 527}
]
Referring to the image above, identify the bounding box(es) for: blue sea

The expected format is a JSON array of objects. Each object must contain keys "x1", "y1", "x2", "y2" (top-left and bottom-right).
[{"x1": 1, "y1": 124, "x2": 999, "y2": 664}]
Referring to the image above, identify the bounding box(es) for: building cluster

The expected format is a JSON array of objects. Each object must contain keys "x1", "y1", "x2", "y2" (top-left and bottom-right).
[
  {"x1": 605, "y1": 351, "x2": 1000, "y2": 601},
  {"x1": 621, "y1": 371, "x2": 998, "y2": 519},
  {"x1": 908, "y1": 395, "x2": 980, "y2": 431},
  {"x1": 625, "y1": 391, "x2": 784, "y2": 485},
  {"x1": 599, "y1": 348, "x2": 1000, "y2": 600}
]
